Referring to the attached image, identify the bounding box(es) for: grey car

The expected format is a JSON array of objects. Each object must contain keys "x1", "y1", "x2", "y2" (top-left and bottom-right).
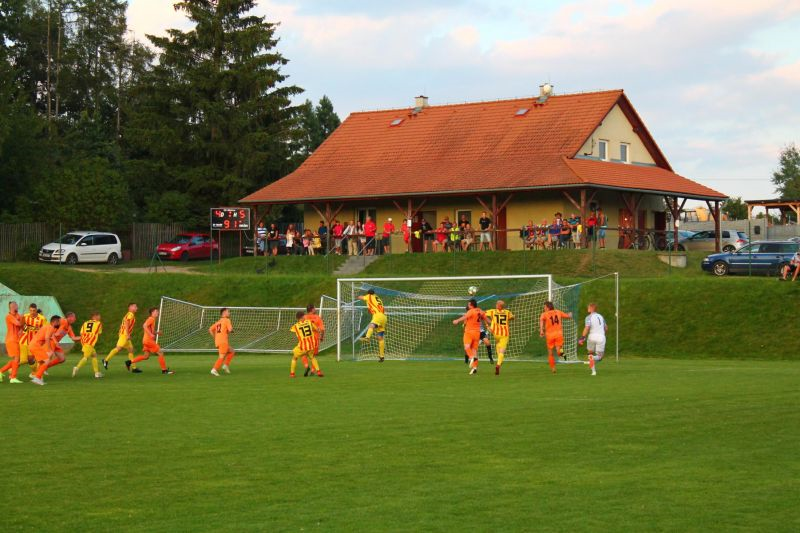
[{"x1": 677, "y1": 229, "x2": 748, "y2": 252}]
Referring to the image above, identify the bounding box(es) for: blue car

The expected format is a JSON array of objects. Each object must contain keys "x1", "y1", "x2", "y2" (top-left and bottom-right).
[{"x1": 702, "y1": 240, "x2": 800, "y2": 276}]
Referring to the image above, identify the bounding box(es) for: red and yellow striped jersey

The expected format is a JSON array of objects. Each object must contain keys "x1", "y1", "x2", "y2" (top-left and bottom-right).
[
  {"x1": 291, "y1": 319, "x2": 318, "y2": 351},
  {"x1": 486, "y1": 309, "x2": 514, "y2": 337},
  {"x1": 303, "y1": 313, "x2": 325, "y2": 336},
  {"x1": 363, "y1": 294, "x2": 384, "y2": 315},
  {"x1": 118, "y1": 311, "x2": 136, "y2": 337},
  {"x1": 80, "y1": 320, "x2": 103, "y2": 346},
  {"x1": 20, "y1": 312, "x2": 45, "y2": 344}
]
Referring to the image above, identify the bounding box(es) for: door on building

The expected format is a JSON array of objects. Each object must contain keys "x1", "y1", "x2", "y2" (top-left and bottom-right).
[
  {"x1": 418, "y1": 210, "x2": 437, "y2": 252},
  {"x1": 654, "y1": 211, "x2": 667, "y2": 249},
  {"x1": 496, "y1": 207, "x2": 507, "y2": 250},
  {"x1": 619, "y1": 208, "x2": 634, "y2": 249},
  {"x1": 357, "y1": 208, "x2": 377, "y2": 225}
]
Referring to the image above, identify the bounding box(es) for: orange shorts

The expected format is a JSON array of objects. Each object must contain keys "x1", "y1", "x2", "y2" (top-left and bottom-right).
[
  {"x1": 5, "y1": 340, "x2": 20, "y2": 358},
  {"x1": 546, "y1": 334, "x2": 564, "y2": 349},
  {"x1": 30, "y1": 346, "x2": 50, "y2": 363},
  {"x1": 143, "y1": 340, "x2": 161, "y2": 353},
  {"x1": 463, "y1": 331, "x2": 481, "y2": 350},
  {"x1": 216, "y1": 343, "x2": 232, "y2": 356}
]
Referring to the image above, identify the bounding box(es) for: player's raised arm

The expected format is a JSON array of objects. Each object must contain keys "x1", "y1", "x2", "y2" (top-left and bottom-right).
[{"x1": 453, "y1": 312, "x2": 468, "y2": 326}]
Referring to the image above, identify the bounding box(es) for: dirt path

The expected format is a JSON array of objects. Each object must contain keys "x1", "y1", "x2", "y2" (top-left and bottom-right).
[{"x1": 73, "y1": 266, "x2": 207, "y2": 275}]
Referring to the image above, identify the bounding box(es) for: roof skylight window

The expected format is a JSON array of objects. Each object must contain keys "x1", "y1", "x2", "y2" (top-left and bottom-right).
[
  {"x1": 515, "y1": 108, "x2": 530, "y2": 116},
  {"x1": 390, "y1": 118, "x2": 404, "y2": 126}
]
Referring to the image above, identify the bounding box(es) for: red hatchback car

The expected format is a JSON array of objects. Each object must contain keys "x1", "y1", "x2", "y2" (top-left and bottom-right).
[{"x1": 157, "y1": 233, "x2": 219, "y2": 261}]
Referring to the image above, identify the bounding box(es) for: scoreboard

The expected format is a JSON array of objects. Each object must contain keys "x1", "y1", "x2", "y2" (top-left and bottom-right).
[{"x1": 210, "y1": 208, "x2": 251, "y2": 230}]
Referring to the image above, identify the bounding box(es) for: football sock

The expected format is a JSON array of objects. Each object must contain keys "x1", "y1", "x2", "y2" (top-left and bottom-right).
[
  {"x1": 105, "y1": 347, "x2": 120, "y2": 362},
  {"x1": 365, "y1": 328, "x2": 373, "y2": 340},
  {"x1": 224, "y1": 353, "x2": 235, "y2": 366},
  {"x1": 35, "y1": 361, "x2": 49, "y2": 379},
  {"x1": 48, "y1": 358, "x2": 64, "y2": 369},
  {"x1": 128, "y1": 353, "x2": 137, "y2": 369},
  {"x1": 486, "y1": 345, "x2": 493, "y2": 359},
  {"x1": 2, "y1": 360, "x2": 19, "y2": 378},
  {"x1": 76, "y1": 357, "x2": 88, "y2": 369},
  {"x1": 497, "y1": 352, "x2": 504, "y2": 366},
  {"x1": 588, "y1": 354, "x2": 595, "y2": 371},
  {"x1": 548, "y1": 354, "x2": 555, "y2": 371},
  {"x1": 378, "y1": 339, "x2": 385, "y2": 358},
  {"x1": 470, "y1": 357, "x2": 478, "y2": 369},
  {"x1": 213, "y1": 358, "x2": 224, "y2": 371},
  {"x1": 0, "y1": 360, "x2": 12, "y2": 374},
  {"x1": 301, "y1": 355, "x2": 309, "y2": 369},
  {"x1": 91, "y1": 357, "x2": 99, "y2": 374},
  {"x1": 157, "y1": 354, "x2": 167, "y2": 371},
  {"x1": 311, "y1": 357, "x2": 320, "y2": 372},
  {"x1": 290, "y1": 356, "x2": 298, "y2": 375},
  {"x1": 131, "y1": 355, "x2": 149, "y2": 364}
]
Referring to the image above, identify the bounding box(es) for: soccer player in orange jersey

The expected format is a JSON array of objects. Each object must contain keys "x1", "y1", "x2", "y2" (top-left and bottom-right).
[
  {"x1": 539, "y1": 301, "x2": 573, "y2": 373},
  {"x1": 48, "y1": 312, "x2": 81, "y2": 372},
  {"x1": 73, "y1": 312, "x2": 104, "y2": 378},
  {"x1": 1, "y1": 301, "x2": 24, "y2": 383},
  {"x1": 289, "y1": 311, "x2": 322, "y2": 378},
  {"x1": 29, "y1": 315, "x2": 60, "y2": 386},
  {"x1": 301, "y1": 303, "x2": 325, "y2": 377},
  {"x1": 208, "y1": 308, "x2": 234, "y2": 376},
  {"x1": 126, "y1": 307, "x2": 174, "y2": 374},
  {"x1": 104, "y1": 303, "x2": 139, "y2": 372},
  {"x1": 453, "y1": 299, "x2": 485, "y2": 375},
  {"x1": 485, "y1": 300, "x2": 515, "y2": 376}
]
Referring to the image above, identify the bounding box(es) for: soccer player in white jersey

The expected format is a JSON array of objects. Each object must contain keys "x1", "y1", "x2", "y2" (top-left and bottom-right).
[{"x1": 579, "y1": 303, "x2": 608, "y2": 376}]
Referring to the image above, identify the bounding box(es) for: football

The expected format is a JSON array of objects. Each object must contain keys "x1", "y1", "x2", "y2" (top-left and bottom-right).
[{"x1": 467, "y1": 286, "x2": 478, "y2": 296}]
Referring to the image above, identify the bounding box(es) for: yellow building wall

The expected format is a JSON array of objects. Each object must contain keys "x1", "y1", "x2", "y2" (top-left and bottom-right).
[
  {"x1": 577, "y1": 104, "x2": 656, "y2": 165},
  {"x1": 303, "y1": 191, "x2": 669, "y2": 252}
]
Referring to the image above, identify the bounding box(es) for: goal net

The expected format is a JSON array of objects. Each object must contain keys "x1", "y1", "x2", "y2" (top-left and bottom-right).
[
  {"x1": 336, "y1": 274, "x2": 601, "y2": 363},
  {"x1": 156, "y1": 295, "x2": 344, "y2": 354}
]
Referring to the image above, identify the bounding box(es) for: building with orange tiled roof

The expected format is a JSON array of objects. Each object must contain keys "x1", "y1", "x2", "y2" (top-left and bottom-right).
[{"x1": 241, "y1": 85, "x2": 728, "y2": 251}]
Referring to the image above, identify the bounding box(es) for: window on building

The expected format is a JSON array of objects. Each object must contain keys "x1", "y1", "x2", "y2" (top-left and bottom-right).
[
  {"x1": 598, "y1": 140, "x2": 608, "y2": 161},
  {"x1": 620, "y1": 142, "x2": 630, "y2": 163}
]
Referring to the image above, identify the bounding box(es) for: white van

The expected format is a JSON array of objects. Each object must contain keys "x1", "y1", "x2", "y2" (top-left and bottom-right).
[{"x1": 39, "y1": 231, "x2": 122, "y2": 265}]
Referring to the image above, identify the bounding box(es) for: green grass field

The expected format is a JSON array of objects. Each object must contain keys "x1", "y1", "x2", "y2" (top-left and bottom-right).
[
  {"x1": 1, "y1": 251, "x2": 799, "y2": 531},
  {"x1": 3, "y1": 356, "x2": 798, "y2": 532}
]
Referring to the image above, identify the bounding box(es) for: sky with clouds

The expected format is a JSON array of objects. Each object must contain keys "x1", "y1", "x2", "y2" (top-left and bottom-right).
[{"x1": 127, "y1": 0, "x2": 800, "y2": 203}]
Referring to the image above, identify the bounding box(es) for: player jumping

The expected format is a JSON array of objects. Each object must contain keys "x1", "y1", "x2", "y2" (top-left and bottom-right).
[
  {"x1": 104, "y1": 303, "x2": 140, "y2": 372},
  {"x1": 539, "y1": 301, "x2": 572, "y2": 374},
  {"x1": 290, "y1": 311, "x2": 323, "y2": 378},
  {"x1": 73, "y1": 312, "x2": 104, "y2": 378},
  {"x1": 126, "y1": 307, "x2": 174, "y2": 374},
  {"x1": 453, "y1": 299, "x2": 485, "y2": 375},
  {"x1": 358, "y1": 289, "x2": 387, "y2": 363},
  {"x1": 209, "y1": 308, "x2": 235, "y2": 376},
  {"x1": 1, "y1": 301, "x2": 24, "y2": 383},
  {"x1": 485, "y1": 300, "x2": 514, "y2": 375},
  {"x1": 302, "y1": 304, "x2": 324, "y2": 377},
  {"x1": 579, "y1": 303, "x2": 608, "y2": 376}
]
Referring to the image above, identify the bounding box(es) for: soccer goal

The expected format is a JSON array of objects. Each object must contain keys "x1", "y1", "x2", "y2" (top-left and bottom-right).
[
  {"x1": 156, "y1": 295, "x2": 343, "y2": 354},
  {"x1": 336, "y1": 274, "x2": 619, "y2": 363}
]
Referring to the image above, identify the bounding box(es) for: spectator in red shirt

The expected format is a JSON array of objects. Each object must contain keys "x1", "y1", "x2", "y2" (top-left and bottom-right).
[
  {"x1": 402, "y1": 219, "x2": 411, "y2": 248},
  {"x1": 433, "y1": 221, "x2": 448, "y2": 252},
  {"x1": 382, "y1": 218, "x2": 395, "y2": 255},
  {"x1": 586, "y1": 212, "x2": 598, "y2": 243},
  {"x1": 332, "y1": 220, "x2": 344, "y2": 255},
  {"x1": 363, "y1": 216, "x2": 377, "y2": 256}
]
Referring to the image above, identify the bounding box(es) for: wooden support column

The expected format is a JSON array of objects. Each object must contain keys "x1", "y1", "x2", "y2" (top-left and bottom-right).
[
  {"x1": 664, "y1": 196, "x2": 687, "y2": 252},
  {"x1": 310, "y1": 202, "x2": 345, "y2": 254},
  {"x1": 392, "y1": 198, "x2": 427, "y2": 253},
  {"x1": 706, "y1": 200, "x2": 721, "y2": 252}
]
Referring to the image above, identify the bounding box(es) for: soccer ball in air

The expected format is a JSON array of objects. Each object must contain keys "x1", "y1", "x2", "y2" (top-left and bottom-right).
[{"x1": 467, "y1": 286, "x2": 478, "y2": 296}]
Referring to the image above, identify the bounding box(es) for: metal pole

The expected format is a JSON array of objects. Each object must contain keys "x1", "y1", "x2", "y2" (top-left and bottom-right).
[
  {"x1": 156, "y1": 297, "x2": 164, "y2": 343},
  {"x1": 615, "y1": 271, "x2": 619, "y2": 363},
  {"x1": 336, "y1": 279, "x2": 341, "y2": 362}
]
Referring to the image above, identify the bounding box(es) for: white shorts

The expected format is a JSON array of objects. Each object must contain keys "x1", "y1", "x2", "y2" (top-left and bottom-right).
[
  {"x1": 587, "y1": 336, "x2": 606, "y2": 355},
  {"x1": 480, "y1": 232, "x2": 491, "y2": 243}
]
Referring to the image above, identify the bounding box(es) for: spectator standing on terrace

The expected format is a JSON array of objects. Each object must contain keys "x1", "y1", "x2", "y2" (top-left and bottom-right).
[
  {"x1": 332, "y1": 220, "x2": 344, "y2": 255},
  {"x1": 267, "y1": 223, "x2": 279, "y2": 256},
  {"x1": 382, "y1": 218, "x2": 395, "y2": 255},
  {"x1": 479, "y1": 212, "x2": 494, "y2": 251},
  {"x1": 560, "y1": 217, "x2": 572, "y2": 248},
  {"x1": 318, "y1": 221, "x2": 328, "y2": 252},
  {"x1": 567, "y1": 213, "x2": 579, "y2": 249},
  {"x1": 586, "y1": 212, "x2": 597, "y2": 243},
  {"x1": 285, "y1": 224, "x2": 298, "y2": 255},
  {"x1": 434, "y1": 221, "x2": 448, "y2": 252},
  {"x1": 356, "y1": 221, "x2": 366, "y2": 255},
  {"x1": 364, "y1": 216, "x2": 377, "y2": 256},
  {"x1": 402, "y1": 219, "x2": 411, "y2": 250},
  {"x1": 420, "y1": 218, "x2": 433, "y2": 253},
  {"x1": 597, "y1": 208, "x2": 608, "y2": 249},
  {"x1": 536, "y1": 221, "x2": 548, "y2": 250},
  {"x1": 460, "y1": 222, "x2": 475, "y2": 251},
  {"x1": 302, "y1": 229, "x2": 314, "y2": 255},
  {"x1": 548, "y1": 217, "x2": 561, "y2": 249},
  {"x1": 256, "y1": 222, "x2": 267, "y2": 255},
  {"x1": 344, "y1": 220, "x2": 357, "y2": 256}
]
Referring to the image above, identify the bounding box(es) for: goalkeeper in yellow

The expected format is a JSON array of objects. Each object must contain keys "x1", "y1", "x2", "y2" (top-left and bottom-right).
[
  {"x1": 357, "y1": 289, "x2": 387, "y2": 362},
  {"x1": 484, "y1": 300, "x2": 514, "y2": 375},
  {"x1": 72, "y1": 312, "x2": 103, "y2": 379},
  {"x1": 290, "y1": 311, "x2": 323, "y2": 378}
]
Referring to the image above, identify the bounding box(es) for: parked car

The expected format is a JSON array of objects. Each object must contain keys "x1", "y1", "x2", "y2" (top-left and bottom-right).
[
  {"x1": 39, "y1": 231, "x2": 122, "y2": 265},
  {"x1": 701, "y1": 240, "x2": 800, "y2": 276},
  {"x1": 157, "y1": 233, "x2": 218, "y2": 261},
  {"x1": 677, "y1": 229, "x2": 748, "y2": 252}
]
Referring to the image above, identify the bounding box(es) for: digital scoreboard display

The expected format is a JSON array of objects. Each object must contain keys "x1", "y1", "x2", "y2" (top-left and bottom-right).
[{"x1": 210, "y1": 208, "x2": 251, "y2": 230}]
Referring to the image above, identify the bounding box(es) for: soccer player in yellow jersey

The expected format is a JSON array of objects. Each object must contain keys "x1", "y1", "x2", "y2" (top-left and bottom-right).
[
  {"x1": 103, "y1": 303, "x2": 139, "y2": 372},
  {"x1": 484, "y1": 300, "x2": 515, "y2": 376},
  {"x1": 73, "y1": 312, "x2": 104, "y2": 378},
  {"x1": 357, "y1": 289, "x2": 387, "y2": 362},
  {"x1": 290, "y1": 311, "x2": 323, "y2": 378},
  {"x1": 19, "y1": 303, "x2": 44, "y2": 369}
]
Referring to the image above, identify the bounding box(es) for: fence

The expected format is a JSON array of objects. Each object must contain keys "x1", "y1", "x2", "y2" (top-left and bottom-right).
[{"x1": 0, "y1": 222, "x2": 186, "y2": 262}]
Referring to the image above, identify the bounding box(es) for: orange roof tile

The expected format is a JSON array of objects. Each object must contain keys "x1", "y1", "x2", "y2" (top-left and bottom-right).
[{"x1": 241, "y1": 90, "x2": 726, "y2": 203}]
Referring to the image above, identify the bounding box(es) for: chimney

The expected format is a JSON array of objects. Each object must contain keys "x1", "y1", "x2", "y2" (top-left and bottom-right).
[
  {"x1": 414, "y1": 95, "x2": 429, "y2": 110},
  {"x1": 537, "y1": 83, "x2": 554, "y2": 104}
]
